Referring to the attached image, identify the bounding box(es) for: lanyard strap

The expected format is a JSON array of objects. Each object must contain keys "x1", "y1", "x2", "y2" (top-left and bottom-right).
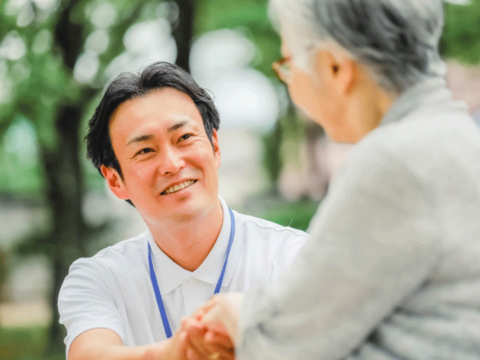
[{"x1": 148, "y1": 207, "x2": 236, "y2": 339}]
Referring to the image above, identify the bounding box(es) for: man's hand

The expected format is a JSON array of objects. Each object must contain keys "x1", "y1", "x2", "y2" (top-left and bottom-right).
[
  {"x1": 144, "y1": 328, "x2": 188, "y2": 360},
  {"x1": 181, "y1": 317, "x2": 234, "y2": 360},
  {"x1": 181, "y1": 293, "x2": 244, "y2": 360}
]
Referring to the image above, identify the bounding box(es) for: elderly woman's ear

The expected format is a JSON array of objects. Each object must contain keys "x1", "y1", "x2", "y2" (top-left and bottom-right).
[{"x1": 313, "y1": 49, "x2": 356, "y2": 96}]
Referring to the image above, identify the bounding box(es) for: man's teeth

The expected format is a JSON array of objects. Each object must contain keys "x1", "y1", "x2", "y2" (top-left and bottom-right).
[{"x1": 163, "y1": 180, "x2": 196, "y2": 195}]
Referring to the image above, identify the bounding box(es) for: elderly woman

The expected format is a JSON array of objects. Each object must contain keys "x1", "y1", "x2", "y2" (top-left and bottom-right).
[{"x1": 194, "y1": 0, "x2": 480, "y2": 359}]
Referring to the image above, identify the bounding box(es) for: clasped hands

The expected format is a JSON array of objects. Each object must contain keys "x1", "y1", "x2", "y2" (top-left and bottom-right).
[{"x1": 164, "y1": 293, "x2": 244, "y2": 360}]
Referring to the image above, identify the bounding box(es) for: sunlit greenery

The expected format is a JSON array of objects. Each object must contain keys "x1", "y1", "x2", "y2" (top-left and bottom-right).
[
  {"x1": 0, "y1": 327, "x2": 64, "y2": 360},
  {"x1": 442, "y1": 0, "x2": 480, "y2": 64},
  {"x1": 262, "y1": 199, "x2": 319, "y2": 232}
]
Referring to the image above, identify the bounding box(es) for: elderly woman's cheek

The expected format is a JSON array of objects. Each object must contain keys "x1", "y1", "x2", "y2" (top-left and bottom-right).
[{"x1": 288, "y1": 74, "x2": 317, "y2": 118}]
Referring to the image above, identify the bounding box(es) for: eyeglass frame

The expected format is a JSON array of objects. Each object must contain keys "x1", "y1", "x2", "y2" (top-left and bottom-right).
[
  {"x1": 273, "y1": 49, "x2": 339, "y2": 84},
  {"x1": 272, "y1": 56, "x2": 292, "y2": 84}
]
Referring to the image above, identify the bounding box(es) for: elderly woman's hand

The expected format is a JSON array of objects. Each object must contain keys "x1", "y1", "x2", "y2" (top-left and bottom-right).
[{"x1": 195, "y1": 293, "x2": 244, "y2": 345}]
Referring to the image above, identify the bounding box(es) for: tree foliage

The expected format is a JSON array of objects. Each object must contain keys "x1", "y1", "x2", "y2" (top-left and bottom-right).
[
  {"x1": 442, "y1": 0, "x2": 480, "y2": 64},
  {"x1": 196, "y1": 0, "x2": 281, "y2": 75}
]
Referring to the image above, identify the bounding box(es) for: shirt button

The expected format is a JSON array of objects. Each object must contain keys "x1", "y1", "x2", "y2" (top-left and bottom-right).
[{"x1": 188, "y1": 278, "x2": 196, "y2": 285}]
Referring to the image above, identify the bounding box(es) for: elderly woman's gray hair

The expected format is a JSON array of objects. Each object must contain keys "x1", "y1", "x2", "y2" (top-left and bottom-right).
[{"x1": 270, "y1": 0, "x2": 446, "y2": 94}]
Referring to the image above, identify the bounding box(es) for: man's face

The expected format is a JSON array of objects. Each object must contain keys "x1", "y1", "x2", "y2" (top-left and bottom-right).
[{"x1": 103, "y1": 88, "x2": 221, "y2": 225}]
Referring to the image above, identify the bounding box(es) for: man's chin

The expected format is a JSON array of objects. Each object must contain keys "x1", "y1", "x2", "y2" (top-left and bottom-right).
[
  {"x1": 170, "y1": 196, "x2": 221, "y2": 222},
  {"x1": 170, "y1": 212, "x2": 199, "y2": 223},
  {"x1": 165, "y1": 198, "x2": 207, "y2": 221}
]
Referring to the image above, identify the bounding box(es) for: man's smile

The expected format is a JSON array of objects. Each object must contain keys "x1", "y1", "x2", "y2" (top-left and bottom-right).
[{"x1": 161, "y1": 179, "x2": 197, "y2": 195}]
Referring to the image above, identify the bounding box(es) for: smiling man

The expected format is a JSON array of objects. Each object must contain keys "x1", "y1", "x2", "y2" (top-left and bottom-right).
[{"x1": 57, "y1": 62, "x2": 308, "y2": 360}]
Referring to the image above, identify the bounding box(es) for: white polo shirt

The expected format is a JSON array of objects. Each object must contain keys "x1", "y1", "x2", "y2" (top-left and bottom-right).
[{"x1": 58, "y1": 197, "x2": 308, "y2": 355}]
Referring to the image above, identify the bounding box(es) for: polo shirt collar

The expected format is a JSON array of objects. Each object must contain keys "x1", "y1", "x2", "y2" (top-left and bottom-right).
[{"x1": 147, "y1": 196, "x2": 239, "y2": 295}]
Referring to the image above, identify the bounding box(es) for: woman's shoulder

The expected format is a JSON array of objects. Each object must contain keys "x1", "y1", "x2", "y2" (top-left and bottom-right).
[
  {"x1": 351, "y1": 109, "x2": 480, "y2": 175},
  {"x1": 363, "y1": 107, "x2": 479, "y2": 154}
]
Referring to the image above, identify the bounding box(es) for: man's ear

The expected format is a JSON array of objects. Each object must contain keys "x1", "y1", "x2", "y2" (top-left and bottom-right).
[
  {"x1": 100, "y1": 165, "x2": 129, "y2": 200},
  {"x1": 211, "y1": 129, "x2": 221, "y2": 169},
  {"x1": 314, "y1": 49, "x2": 356, "y2": 95}
]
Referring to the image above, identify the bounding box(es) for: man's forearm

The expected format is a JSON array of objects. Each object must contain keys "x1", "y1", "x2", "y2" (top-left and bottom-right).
[
  {"x1": 68, "y1": 329, "x2": 178, "y2": 360},
  {"x1": 72, "y1": 342, "x2": 163, "y2": 360}
]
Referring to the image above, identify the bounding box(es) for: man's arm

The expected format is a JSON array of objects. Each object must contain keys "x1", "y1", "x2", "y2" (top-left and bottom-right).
[{"x1": 68, "y1": 328, "x2": 188, "y2": 360}]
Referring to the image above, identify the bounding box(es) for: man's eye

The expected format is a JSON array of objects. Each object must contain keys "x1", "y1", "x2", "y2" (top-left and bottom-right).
[
  {"x1": 180, "y1": 134, "x2": 192, "y2": 141},
  {"x1": 136, "y1": 148, "x2": 153, "y2": 156}
]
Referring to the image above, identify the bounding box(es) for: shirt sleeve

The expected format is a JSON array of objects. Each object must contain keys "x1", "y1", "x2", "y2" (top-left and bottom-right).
[
  {"x1": 237, "y1": 144, "x2": 440, "y2": 360},
  {"x1": 58, "y1": 257, "x2": 125, "y2": 357},
  {"x1": 270, "y1": 231, "x2": 309, "y2": 281}
]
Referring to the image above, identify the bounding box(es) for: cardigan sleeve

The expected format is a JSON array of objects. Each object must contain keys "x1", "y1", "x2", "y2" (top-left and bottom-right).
[{"x1": 237, "y1": 143, "x2": 440, "y2": 360}]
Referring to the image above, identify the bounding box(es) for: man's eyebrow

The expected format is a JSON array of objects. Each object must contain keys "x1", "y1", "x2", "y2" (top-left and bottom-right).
[
  {"x1": 126, "y1": 134, "x2": 153, "y2": 146},
  {"x1": 126, "y1": 120, "x2": 191, "y2": 145},
  {"x1": 167, "y1": 120, "x2": 189, "y2": 133}
]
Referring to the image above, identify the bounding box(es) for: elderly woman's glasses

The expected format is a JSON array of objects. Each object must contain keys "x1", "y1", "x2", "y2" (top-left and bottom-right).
[{"x1": 272, "y1": 56, "x2": 292, "y2": 84}]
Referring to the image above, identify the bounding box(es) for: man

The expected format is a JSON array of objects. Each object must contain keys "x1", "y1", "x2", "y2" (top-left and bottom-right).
[{"x1": 58, "y1": 61, "x2": 308, "y2": 360}]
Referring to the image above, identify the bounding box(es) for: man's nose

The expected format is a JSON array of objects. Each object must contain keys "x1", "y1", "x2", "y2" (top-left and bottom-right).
[{"x1": 159, "y1": 146, "x2": 185, "y2": 175}]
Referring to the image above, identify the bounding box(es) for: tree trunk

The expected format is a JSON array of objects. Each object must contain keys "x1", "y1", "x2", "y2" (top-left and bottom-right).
[
  {"x1": 263, "y1": 118, "x2": 283, "y2": 196},
  {"x1": 46, "y1": 1, "x2": 89, "y2": 349},
  {"x1": 43, "y1": 104, "x2": 87, "y2": 353},
  {"x1": 42, "y1": 0, "x2": 143, "y2": 351},
  {"x1": 172, "y1": 0, "x2": 195, "y2": 72}
]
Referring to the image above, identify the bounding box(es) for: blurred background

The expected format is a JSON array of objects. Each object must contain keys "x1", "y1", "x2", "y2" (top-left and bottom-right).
[{"x1": 0, "y1": 0, "x2": 479, "y2": 358}]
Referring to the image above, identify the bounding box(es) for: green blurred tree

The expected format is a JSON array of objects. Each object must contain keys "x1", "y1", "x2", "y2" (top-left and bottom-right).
[
  {"x1": 195, "y1": 0, "x2": 281, "y2": 74},
  {"x1": 442, "y1": 0, "x2": 480, "y2": 64},
  {"x1": 195, "y1": 0, "x2": 289, "y2": 194}
]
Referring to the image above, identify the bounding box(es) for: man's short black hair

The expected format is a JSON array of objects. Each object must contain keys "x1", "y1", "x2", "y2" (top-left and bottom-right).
[{"x1": 85, "y1": 61, "x2": 220, "y2": 177}]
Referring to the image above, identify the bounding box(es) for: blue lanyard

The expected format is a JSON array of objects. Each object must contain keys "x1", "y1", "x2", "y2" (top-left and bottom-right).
[{"x1": 148, "y1": 208, "x2": 236, "y2": 339}]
